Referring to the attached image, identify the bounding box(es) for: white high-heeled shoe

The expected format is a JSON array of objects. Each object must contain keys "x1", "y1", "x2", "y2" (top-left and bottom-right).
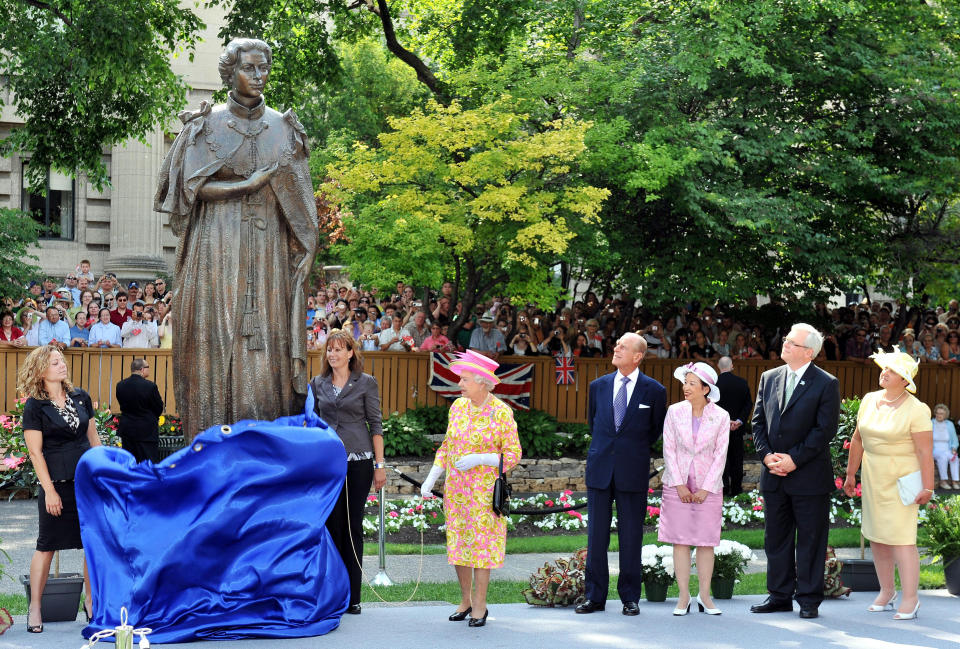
[
  {"x1": 867, "y1": 591, "x2": 897, "y2": 612},
  {"x1": 672, "y1": 599, "x2": 691, "y2": 616},
  {"x1": 893, "y1": 600, "x2": 919, "y2": 620},
  {"x1": 696, "y1": 593, "x2": 722, "y2": 615}
]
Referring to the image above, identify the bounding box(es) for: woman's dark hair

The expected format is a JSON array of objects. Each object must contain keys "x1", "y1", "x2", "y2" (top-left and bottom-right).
[{"x1": 0, "y1": 310, "x2": 14, "y2": 324}]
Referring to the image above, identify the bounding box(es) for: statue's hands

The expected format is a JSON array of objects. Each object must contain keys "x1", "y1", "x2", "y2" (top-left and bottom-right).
[{"x1": 247, "y1": 161, "x2": 279, "y2": 192}]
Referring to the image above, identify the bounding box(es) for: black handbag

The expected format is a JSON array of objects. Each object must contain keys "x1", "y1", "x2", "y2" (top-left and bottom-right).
[{"x1": 492, "y1": 453, "x2": 511, "y2": 517}]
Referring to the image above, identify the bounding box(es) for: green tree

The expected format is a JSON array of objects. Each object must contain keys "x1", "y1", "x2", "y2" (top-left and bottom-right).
[
  {"x1": 0, "y1": 0, "x2": 203, "y2": 189},
  {"x1": 0, "y1": 208, "x2": 42, "y2": 298},
  {"x1": 323, "y1": 98, "x2": 608, "y2": 336}
]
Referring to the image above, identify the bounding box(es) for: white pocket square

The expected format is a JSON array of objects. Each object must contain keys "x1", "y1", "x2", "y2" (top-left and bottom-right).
[{"x1": 637, "y1": 404, "x2": 651, "y2": 409}]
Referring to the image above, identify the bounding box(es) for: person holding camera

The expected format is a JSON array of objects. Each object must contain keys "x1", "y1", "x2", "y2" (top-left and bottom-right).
[
  {"x1": 538, "y1": 324, "x2": 573, "y2": 357},
  {"x1": 643, "y1": 319, "x2": 672, "y2": 358},
  {"x1": 121, "y1": 302, "x2": 159, "y2": 348}
]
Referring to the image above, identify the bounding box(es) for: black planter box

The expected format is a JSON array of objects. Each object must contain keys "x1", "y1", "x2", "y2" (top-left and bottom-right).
[
  {"x1": 838, "y1": 559, "x2": 881, "y2": 591},
  {"x1": 20, "y1": 573, "x2": 83, "y2": 622}
]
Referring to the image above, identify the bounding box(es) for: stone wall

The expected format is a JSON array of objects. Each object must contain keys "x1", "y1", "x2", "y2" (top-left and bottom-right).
[{"x1": 386, "y1": 458, "x2": 765, "y2": 496}]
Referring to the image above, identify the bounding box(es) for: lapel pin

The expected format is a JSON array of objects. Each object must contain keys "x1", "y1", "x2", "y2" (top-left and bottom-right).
[{"x1": 800, "y1": 381, "x2": 805, "y2": 385}]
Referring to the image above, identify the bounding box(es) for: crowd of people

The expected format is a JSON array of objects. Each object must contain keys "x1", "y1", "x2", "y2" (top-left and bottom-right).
[{"x1": 5, "y1": 262, "x2": 960, "y2": 368}]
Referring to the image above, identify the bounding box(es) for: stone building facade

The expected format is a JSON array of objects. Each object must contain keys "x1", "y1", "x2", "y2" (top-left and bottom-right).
[{"x1": 0, "y1": 5, "x2": 227, "y2": 282}]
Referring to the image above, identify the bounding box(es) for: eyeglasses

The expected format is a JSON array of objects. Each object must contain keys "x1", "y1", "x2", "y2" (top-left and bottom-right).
[
  {"x1": 783, "y1": 338, "x2": 809, "y2": 348},
  {"x1": 66, "y1": 276, "x2": 77, "y2": 280}
]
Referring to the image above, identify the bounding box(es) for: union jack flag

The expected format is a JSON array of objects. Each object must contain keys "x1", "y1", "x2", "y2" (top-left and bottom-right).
[
  {"x1": 555, "y1": 356, "x2": 576, "y2": 385},
  {"x1": 429, "y1": 352, "x2": 533, "y2": 410}
]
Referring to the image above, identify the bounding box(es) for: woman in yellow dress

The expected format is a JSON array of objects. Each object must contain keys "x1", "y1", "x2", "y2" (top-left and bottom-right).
[{"x1": 843, "y1": 352, "x2": 934, "y2": 620}]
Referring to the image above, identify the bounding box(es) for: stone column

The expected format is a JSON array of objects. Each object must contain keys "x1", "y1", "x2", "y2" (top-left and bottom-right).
[{"x1": 103, "y1": 129, "x2": 169, "y2": 280}]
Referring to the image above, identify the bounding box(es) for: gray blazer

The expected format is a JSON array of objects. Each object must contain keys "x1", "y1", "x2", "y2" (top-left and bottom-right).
[{"x1": 309, "y1": 370, "x2": 383, "y2": 455}]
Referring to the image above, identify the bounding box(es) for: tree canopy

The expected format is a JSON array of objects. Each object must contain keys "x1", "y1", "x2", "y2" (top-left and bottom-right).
[
  {"x1": 323, "y1": 98, "x2": 608, "y2": 333},
  {"x1": 0, "y1": 0, "x2": 202, "y2": 189}
]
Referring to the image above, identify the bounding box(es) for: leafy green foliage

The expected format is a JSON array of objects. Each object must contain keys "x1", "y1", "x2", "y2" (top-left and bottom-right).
[
  {"x1": 381, "y1": 411, "x2": 435, "y2": 457},
  {"x1": 324, "y1": 97, "x2": 608, "y2": 332},
  {"x1": 401, "y1": 404, "x2": 450, "y2": 437},
  {"x1": 920, "y1": 495, "x2": 960, "y2": 563},
  {"x1": 0, "y1": 209, "x2": 42, "y2": 298},
  {"x1": 514, "y1": 409, "x2": 563, "y2": 458},
  {"x1": 832, "y1": 398, "x2": 860, "y2": 481},
  {"x1": 0, "y1": 0, "x2": 203, "y2": 189},
  {"x1": 558, "y1": 422, "x2": 591, "y2": 457}
]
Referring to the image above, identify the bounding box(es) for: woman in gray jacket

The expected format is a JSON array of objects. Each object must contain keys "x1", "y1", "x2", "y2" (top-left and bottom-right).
[{"x1": 309, "y1": 329, "x2": 386, "y2": 614}]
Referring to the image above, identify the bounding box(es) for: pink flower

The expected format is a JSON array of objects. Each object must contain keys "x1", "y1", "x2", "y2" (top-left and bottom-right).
[
  {"x1": 559, "y1": 495, "x2": 568, "y2": 503},
  {"x1": 843, "y1": 439, "x2": 851, "y2": 449},
  {"x1": 407, "y1": 508, "x2": 415, "y2": 515},
  {"x1": 366, "y1": 494, "x2": 377, "y2": 502},
  {"x1": 431, "y1": 512, "x2": 438, "y2": 518},
  {"x1": 3, "y1": 456, "x2": 25, "y2": 469},
  {"x1": 834, "y1": 477, "x2": 843, "y2": 489},
  {"x1": 388, "y1": 511, "x2": 398, "y2": 518},
  {"x1": 752, "y1": 504, "x2": 763, "y2": 511},
  {"x1": 568, "y1": 511, "x2": 582, "y2": 520},
  {"x1": 415, "y1": 504, "x2": 423, "y2": 512},
  {"x1": 563, "y1": 489, "x2": 573, "y2": 496},
  {"x1": 854, "y1": 484, "x2": 862, "y2": 498},
  {"x1": 648, "y1": 488, "x2": 654, "y2": 494},
  {"x1": 646, "y1": 506, "x2": 660, "y2": 517},
  {"x1": 545, "y1": 500, "x2": 554, "y2": 507}
]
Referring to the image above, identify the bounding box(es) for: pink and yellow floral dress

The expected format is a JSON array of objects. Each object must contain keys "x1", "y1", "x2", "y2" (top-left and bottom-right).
[{"x1": 434, "y1": 396, "x2": 522, "y2": 568}]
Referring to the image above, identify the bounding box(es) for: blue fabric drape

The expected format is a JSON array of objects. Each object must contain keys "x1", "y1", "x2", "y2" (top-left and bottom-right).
[{"x1": 75, "y1": 388, "x2": 349, "y2": 643}]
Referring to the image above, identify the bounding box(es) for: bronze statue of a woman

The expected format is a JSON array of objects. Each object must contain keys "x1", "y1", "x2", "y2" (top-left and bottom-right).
[{"x1": 155, "y1": 38, "x2": 318, "y2": 440}]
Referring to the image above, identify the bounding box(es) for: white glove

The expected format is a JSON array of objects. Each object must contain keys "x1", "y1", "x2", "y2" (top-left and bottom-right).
[
  {"x1": 454, "y1": 453, "x2": 500, "y2": 471},
  {"x1": 421, "y1": 465, "x2": 444, "y2": 497}
]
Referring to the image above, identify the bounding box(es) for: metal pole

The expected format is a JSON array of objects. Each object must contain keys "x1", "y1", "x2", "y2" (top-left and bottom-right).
[{"x1": 371, "y1": 484, "x2": 393, "y2": 586}]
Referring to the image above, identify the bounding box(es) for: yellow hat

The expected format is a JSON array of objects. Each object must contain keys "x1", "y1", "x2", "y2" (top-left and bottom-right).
[{"x1": 870, "y1": 352, "x2": 918, "y2": 393}]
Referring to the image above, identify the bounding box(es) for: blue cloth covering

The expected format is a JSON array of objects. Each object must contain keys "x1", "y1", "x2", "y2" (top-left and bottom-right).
[{"x1": 75, "y1": 387, "x2": 349, "y2": 643}]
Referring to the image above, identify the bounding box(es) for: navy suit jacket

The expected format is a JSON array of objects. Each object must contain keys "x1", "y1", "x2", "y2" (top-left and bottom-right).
[
  {"x1": 586, "y1": 370, "x2": 667, "y2": 492},
  {"x1": 752, "y1": 363, "x2": 840, "y2": 495}
]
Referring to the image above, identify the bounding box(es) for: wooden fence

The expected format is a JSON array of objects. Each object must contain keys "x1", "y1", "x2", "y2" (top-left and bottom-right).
[{"x1": 2, "y1": 350, "x2": 958, "y2": 422}]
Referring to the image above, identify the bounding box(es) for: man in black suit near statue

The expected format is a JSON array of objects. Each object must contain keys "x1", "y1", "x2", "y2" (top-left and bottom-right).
[
  {"x1": 116, "y1": 358, "x2": 165, "y2": 463},
  {"x1": 576, "y1": 332, "x2": 667, "y2": 616},
  {"x1": 716, "y1": 356, "x2": 753, "y2": 496},
  {"x1": 751, "y1": 324, "x2": 840, "y2": 619}
]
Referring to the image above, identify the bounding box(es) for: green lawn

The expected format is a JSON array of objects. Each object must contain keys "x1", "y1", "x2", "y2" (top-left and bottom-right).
[{"x1": 366, "y1": 527, "x2": 867, "y2": 555}]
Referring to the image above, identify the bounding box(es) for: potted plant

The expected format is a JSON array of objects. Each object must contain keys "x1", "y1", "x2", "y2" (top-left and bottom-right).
[
  {"x1": 20, "y1": 551, "x2": 84, "y2": 622},
  {"x1": 523, "y1": 548, "x2": 588, "y2": 606},
  {"x1": 640, "y1": 544, "x2": 675, "y2": 602},
  {"x1": 920, "y1": 494, "x2": 960, "y2": 596},
  {"x1": 708, "y1": 539, "x2": 755, "y2": 599}
]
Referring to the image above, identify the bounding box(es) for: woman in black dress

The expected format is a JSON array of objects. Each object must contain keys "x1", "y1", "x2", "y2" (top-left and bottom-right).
[
  {"x1": 18, "y1": 344, "x2": 101, "y2": 632},
  {"x1": 308, "y1": 329, "x2": 385, "y2": 614}
]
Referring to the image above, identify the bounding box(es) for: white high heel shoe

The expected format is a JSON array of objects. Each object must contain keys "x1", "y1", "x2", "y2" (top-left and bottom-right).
[
  {"x1": 672, "y1": 599, "x2": 691, "y2": 616},
  {"x1": 893, "y1": 600, "x2": 919, "y2": 621},
  {"x1": 696, "y1": 593, "x2": 722, "y2": 615},
  {"x1": 867, "y1": 591, "x2": 897, "y2": 612}
]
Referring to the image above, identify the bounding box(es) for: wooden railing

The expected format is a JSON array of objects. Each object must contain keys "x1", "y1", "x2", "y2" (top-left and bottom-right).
[{"x1": 2, "y1": 350, "x2": 958, "y2": 421}]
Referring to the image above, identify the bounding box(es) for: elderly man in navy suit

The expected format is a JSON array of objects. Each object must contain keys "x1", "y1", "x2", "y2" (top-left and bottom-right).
[
  {"x1": 751, "y1": 323, "x2": 839, "y2": 619},
  {"x1": 576, "y1": 332, "x2": 666, "y2": 616}
]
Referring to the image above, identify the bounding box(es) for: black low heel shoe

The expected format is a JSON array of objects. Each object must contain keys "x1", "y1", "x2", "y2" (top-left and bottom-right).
[
  {"x1": 449, "y1": 606, "x2": 472, "y2": 621},
  {"x1": 346, "y1": 604, "x2": 362, "y2": 615},
  {"x1": 468, "y1": 609, "x2": 489, "y2": 627}
]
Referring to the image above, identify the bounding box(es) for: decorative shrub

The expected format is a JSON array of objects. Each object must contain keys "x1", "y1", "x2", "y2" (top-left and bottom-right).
[
  {"x1": 558, "y1": 422, "x2": 591, "y2": 456},
  {"x1": 402, "y1": 405, "x2": 449, "y2": 437},
  {"x1": 522, "y1": 548, "x2": 588, "y2": 607},
  {"x1": 708, "y1": 539, "x2": 756, "y2": 580},
  {"x1": 514, "y1": 409, "x2": 563, "y2": 457},
  {"x1": 381, "y1": 411, "x2": 434, "y2": 457},
  {"x1": 640, "y1": 544, "x2": 675, "y2": 585},
  {"x1": 920, "y1": 495, "x2": 960, "y2": 563},
  {"x1": 831, "y1": 397, "x2": 860, "y2": 480},
  {"x1": 158, "y1": 414, "x2": 183, "y2": 437}
]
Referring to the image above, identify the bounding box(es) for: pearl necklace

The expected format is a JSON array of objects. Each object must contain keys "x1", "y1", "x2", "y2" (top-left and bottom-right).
[{"x1": 878, "y1": 390, "x2": 907, "y2": 407}]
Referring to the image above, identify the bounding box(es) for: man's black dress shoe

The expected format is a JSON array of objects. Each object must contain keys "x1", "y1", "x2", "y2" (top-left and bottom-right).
[
  {"x1": 622, "y1": 601, "x2": 640, "y2": 616},
  {"x1": 346, "y1": 604, "x2": 362, "y2": 615},
  {"x1": 750, "y1": 598, "x2": 793, "y2": 613},
  {"x1": 467, "y1": 609, "x2": 488, "y2": 627},
  {"x1": 799, "y1": 606, "x2": 819, "y2": 619},
  {"x1": 575, "y1": 599, "x2": 606, "y2": 614},
  {"x1": 448, "y1": 606, "x2": 471, "y2": 621}
]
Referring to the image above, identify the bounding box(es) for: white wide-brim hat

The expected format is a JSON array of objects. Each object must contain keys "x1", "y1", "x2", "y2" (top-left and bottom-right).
[
  {"x1": 871, "y1": 351, "x2": 918, "y2": 393},
  {"x1": 673, "y1": 362, "x2": 720, "y2": 401}
]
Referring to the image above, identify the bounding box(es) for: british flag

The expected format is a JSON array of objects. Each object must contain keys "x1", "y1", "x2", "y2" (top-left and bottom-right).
[
  {"x1": 554, "y1": 355, "x2": 576, "y2": 385},
  {"x1": 429, "y1": 352, "x2": 533, "y2": 410}
]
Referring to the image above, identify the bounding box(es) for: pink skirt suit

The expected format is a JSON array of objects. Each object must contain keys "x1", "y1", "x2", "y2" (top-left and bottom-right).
[{"x1": 658, "y1": 400, "x2": 730, "y2": 546}]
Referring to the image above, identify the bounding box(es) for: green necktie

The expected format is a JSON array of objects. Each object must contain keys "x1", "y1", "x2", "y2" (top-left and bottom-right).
[{"x1": 785, "y1": 372, "x2": 798, "y2": 404}]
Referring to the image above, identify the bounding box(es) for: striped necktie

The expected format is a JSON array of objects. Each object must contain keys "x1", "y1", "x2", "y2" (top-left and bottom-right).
[{"x1": 614, "y1": 375, "x2": 630, "y2": 428}]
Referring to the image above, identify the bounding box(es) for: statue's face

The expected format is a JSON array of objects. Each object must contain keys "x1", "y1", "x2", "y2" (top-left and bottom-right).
[{"x1": 234, "y1": 50, "x2": 270, "y2": 99}]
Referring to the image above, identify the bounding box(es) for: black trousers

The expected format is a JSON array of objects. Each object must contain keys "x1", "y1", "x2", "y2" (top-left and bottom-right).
[
  {"x1": 722, "y1": 430, "x2": 745, "y2": 495},
  {"x1": 120, "y1": 436, "x2": 160, "y2": 464},
  {"x1": 326, "y1": 459, "x2": 374, "y2": 606},
  {"x1": 762, "y1": 488, "x2": 830, "y2": 607},
  {"x1": 584, "y1": 478, "x2": 647, "y2": 604}
]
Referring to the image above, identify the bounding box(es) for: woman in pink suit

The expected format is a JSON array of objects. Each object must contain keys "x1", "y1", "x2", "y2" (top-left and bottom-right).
[{"x1": 658, "y1": 362, "x2": 730, "y2": 616}]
